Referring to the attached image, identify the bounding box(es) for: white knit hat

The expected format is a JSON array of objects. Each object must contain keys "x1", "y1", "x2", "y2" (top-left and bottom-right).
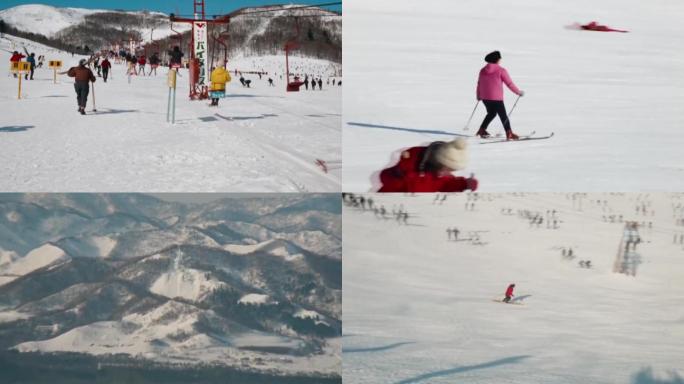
[{"x1": 434, "y1": 138, "x2": 469, "y2": 171}]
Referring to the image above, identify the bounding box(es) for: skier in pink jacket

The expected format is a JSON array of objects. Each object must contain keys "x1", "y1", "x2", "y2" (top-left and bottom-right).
[{"x1": 476, "y1": 51, "x2": 524, "y2": 140}]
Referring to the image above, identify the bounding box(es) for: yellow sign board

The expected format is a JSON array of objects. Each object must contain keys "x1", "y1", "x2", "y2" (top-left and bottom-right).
[
  {"x1": 11, "y1": 61, "x2": 31, "y2": 73},
  {"x1": 19, "y1": 62, "x2": 30, "y2": 72},
  {"x1": 167, "y1": 69, "x2": 177, "y2": 89},
  {"x1": 48, "y1": 60, "x2": 63, "y2": 69}
]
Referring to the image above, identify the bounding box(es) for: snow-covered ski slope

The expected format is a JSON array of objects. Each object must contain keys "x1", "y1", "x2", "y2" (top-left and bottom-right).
[
  {"x1": 342, "y1": 0, "x2": 684, "y2": 192},
  {"x1": 343, "y1": 193, "x2": 684, "y2": 384},
  {"x1": 0, "y1": 4, "x2": 192, "y2": 42},
  {"x1": 0, "y1": 35, "x2": 341, "y2": 192}
]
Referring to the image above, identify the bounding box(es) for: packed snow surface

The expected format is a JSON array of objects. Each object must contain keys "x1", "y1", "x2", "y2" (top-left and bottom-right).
[
  {"x1": 343, "y1": 0, "x2": 684, "y2": 191},
  {"x1": 343, "y1": 193, "x2": 684, "y2": 383},
  {"x1": 0, "y1": 35, "x2": 341, "y2": 192}
]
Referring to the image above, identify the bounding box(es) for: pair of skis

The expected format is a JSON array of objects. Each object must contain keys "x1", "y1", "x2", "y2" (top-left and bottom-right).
[
  {"x1": 475, "y1": 131, "x2": 555, "y2": 144},
  {"x1": 492, "y1": 299, "x2": 524, "y2": 305}
]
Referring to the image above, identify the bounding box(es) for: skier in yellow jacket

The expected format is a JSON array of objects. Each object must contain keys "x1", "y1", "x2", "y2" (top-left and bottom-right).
[{"x1": 209, "y1": 66, "x2": 231, "y2": 106}]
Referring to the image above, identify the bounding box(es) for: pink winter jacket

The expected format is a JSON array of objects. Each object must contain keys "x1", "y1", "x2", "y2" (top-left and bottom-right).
[{"x1": 476, "y1": 63, "x2": 521, "y2": 101}]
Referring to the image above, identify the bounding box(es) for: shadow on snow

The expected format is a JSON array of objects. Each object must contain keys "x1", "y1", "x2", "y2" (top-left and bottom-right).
[
  {"x1": 215, "y1": 113, "x2": 278, "y2": 122},
  {"x1": 512, "y1": 294, "x2": 532, "y2": 303},
  {"x1": 394, "y1": 355, "x2": 531, "y2": 384},
  {"x1": 343, "y1": 342, "x2": 415, "y2": 354},
  {"x1": 90, "y1": 109, "x2": 139, "y2": 115},
  {"x1": 0, "y1": 126, "x2": 34, "y2": 133},
  {"x1": 347, "y1": 122, "x2": 469, "y2": 137},
  {"x1": 223, "y1": 94, "x2": 285, "y2": 99}
]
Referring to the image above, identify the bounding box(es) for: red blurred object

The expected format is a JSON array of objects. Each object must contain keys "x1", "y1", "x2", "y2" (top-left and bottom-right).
[{"x1": 580, "y1": 21, "x2": 629, "y2": 33}]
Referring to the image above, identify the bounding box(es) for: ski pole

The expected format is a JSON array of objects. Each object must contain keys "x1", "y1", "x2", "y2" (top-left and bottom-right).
[
  {"x1": 463, "y1": 100, "x2": 479, "y2": 131},
  {"x1": 501, "y1": 95, "x2": 521, "y2": 129},
  {"x1": 508, "y1": 95, "x2": 521, "y2": 118},
  {"x1": 91, "y1": 82, "x2": 97, "y2": 112}
]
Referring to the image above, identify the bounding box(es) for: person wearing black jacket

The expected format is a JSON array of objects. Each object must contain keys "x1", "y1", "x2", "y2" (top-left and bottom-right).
[{"x1": 168, "y1": 46, "x2": 184, "y2": 68}]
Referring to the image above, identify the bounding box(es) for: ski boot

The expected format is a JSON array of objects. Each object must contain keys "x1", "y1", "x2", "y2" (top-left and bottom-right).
[
  {"x1": 476, "y1": 128, "x2": 491, "y2": 139},
  {"x1": 506, "y1": 131, "x2": 519, "y2": 141}
]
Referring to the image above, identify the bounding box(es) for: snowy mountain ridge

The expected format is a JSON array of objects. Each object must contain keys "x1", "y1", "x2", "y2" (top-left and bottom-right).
[
  {"x1": 0, "y1": 194, "x2": 341, "y2": 377},
  {"x1": 0, "y1": 4, "x2": 189, "y2": 44}
]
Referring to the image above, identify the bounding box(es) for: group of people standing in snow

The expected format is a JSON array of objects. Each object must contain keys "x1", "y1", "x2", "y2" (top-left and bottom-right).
[{"x1": 9, "y1": 47, "x2": 38, "y2": 80}]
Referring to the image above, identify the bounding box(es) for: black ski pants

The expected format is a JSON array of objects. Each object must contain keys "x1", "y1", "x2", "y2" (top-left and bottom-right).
[
  {"x1": 480, "y1": 100, "x2": 512, "y2": 132},
  {"x1": 102, "y1": 68, "x2": 109, "y2": 82},
  {"x1": 503, "y1": 295, "x2": 512, "y2": 303},
  {"x1": 74, "y1": 81, "x2": 90, "y2": 108}
]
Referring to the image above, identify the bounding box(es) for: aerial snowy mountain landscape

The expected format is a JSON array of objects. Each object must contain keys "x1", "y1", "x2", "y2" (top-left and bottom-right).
[
  {"x1": 343, "y1": 193, "x2": 684, "y2": 384},
  {"x1": 0, "y1": 193, "x2": 341, "y2": 383}
]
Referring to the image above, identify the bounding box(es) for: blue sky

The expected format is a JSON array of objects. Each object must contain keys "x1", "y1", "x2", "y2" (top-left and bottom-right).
[{"x1": 0, "y1": 0, "x2": 341, "y2": 15}]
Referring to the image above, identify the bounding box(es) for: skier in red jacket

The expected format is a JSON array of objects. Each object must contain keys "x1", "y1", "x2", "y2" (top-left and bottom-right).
[
  {"x1": 9, "y1": 51, "x2": 25, "y2": 78},
  {"x1": 377, "y1": 138, "x2": 479, "y2": 193},
  {"x1": 503, "y1": 283, "x2": 515, "y2": 303}
]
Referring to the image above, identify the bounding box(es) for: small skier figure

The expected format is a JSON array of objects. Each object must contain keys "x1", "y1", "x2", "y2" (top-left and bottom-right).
[
  {"x1": 100, "y1": 57, "x2": 111, "y2": 83},
  {"x1": 503, "y1": 283, "x2": 515, "y2": 303},
  {"x1": 476, "y1": 51, "x2": 524, "y2": 140}
]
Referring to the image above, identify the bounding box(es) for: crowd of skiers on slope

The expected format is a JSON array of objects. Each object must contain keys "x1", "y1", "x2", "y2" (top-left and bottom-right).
[
  {"x1": 342, "y1": 193, "x2": 412, "y2": 224},
  {"x1": 9, "y1": 42, "x2": 341, "y2": 115}
]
